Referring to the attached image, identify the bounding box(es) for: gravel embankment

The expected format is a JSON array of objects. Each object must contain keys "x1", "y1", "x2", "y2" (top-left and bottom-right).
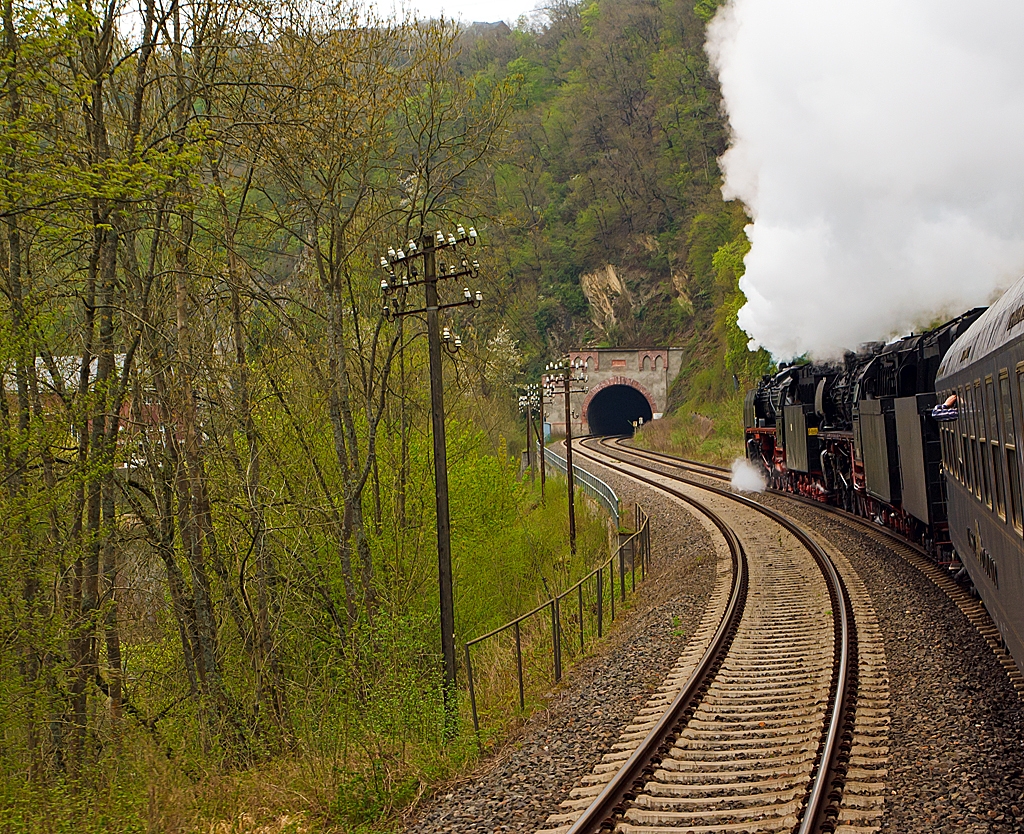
[
  {"x1": 402, "y1": 462, "x2": 718, "y2": 833},
  {"x1": 405, "y1": 443, "x2": 1024, "y2": 833},
  {"x1": 763, "y1": 496, "x2": 1024, "y2": 834}
]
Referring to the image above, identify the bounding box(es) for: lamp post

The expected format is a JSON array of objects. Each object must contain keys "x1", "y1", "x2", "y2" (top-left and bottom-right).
[
  {"x1": 544, "y1": 357, "x2": 589, "y2": 555},
  {"x1": 379, "y1": 225, "x2": 481, "y2": 734}
]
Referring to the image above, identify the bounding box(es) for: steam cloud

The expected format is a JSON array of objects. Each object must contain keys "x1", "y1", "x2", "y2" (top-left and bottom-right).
[
  {"x1": 706, "y1": 1, "x2": 1024, "y2": 359},
  {"x1": 730, "y1": 458, "x2": 766, "y2": 493}
]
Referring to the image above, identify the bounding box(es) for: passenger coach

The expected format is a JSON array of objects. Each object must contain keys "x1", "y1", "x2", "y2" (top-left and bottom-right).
[{"x1": 936, "y1": 274, "x2": 1024, "y2": 669}]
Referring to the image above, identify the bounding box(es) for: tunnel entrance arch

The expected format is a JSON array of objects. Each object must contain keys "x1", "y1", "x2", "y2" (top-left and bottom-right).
[{"x1": 583, "y1": 378, "x2": 656, "y2": 436}]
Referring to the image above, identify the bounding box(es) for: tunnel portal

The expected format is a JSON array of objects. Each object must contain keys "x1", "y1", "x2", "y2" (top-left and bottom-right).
[{"x1": 586, "y1": 384, "x2": 654, "y2": 436}]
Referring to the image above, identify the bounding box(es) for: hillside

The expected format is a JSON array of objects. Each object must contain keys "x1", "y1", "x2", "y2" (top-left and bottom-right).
[{"x1": 459, "y1": 0, "x2": 770, "y2": 401}]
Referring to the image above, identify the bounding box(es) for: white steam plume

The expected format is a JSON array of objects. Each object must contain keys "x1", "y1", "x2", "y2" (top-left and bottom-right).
[
  {"x1": 730, "y1": 458, "x2": 766, "y2": 493},
  {"x1": 706, "y1": 1, "x2": 1024, "y2": 359}
]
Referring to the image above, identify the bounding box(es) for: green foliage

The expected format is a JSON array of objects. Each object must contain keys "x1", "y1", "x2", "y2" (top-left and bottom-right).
[
  {"x1": 634, "y1": 395, "x2": 745, "y2": 466},
  {"x1": 712, "y1": 229, "x2": 773, "y2": 383},
  {"x1": 693, "y1": 0, "x2": 726, "y2": 24},
  {"x1": 474, "y1": 0, "x2": 737, "y2": 357},
  {"x1": 0, "y1": 0, "x2": 758, "y2": 830}
]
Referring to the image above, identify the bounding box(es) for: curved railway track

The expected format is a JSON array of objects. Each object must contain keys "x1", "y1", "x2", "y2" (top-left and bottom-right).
[
  {"x1": 609, "y1": 436, "x2": 1024, "y2": 697},
  {"x1": 535, "y1": 439, "x2": 880, "y2": 834}
]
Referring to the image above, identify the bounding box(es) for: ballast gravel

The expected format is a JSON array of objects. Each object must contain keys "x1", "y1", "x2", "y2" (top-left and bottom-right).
[
  {"x1": 401, "y1": 463, "x2": 718, "y2": 834},
  {"x1": 602, "y1": 446, "x2": 1024, "y2": 831},
  {"x1": 403, "y1": 444, "x2": 1024, "y2": 833},
  {"x1": 762, "y1": 496, "x2": 1024, "y2": 834}
]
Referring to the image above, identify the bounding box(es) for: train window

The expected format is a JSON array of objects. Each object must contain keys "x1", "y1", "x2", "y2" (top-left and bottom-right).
[
  {"x1": 1000, "y1": 372, "x2": 1014, "y2": 441},
  {"x1": 952, "y1": 431, "x2": 959, "y2": 479},
  {"x1": 967, "y1": 385, "x2": 982, "y2": 501},
  {"x1": 1015, "y1": 366, "x2": 1024, "y2": 534},
  {"x1": 986, "y1": 377, "x2": 997, "y2": 439},
  {"x1": 986, "y1": 377, "x2": 1005, "y2": 519},
  {"x1": 958, "y1": 385, "x2": 968, "y2": 483},
  {"x1": 955, "y1": 431, "x2": 964, "y2": 484},
  {"x1": 977, "y1": 381, "x2": 986, "y2": 442},
  {"x1": 992, "y1": 445, "x2": 1005, "y2": 518},
  {"x1": 976, "y1": 381, "x2": 989, "y2": 506},
  {"x1": 969, "y1": 385, "x2": 975, "y2": 432},
  {"x1": 1002, "y1": 371, "x2": 1022, "y2": 532},
  {"x1": 980, "y1": 442, "x2": 992, "y2": 509},
  {"x1": 961, "y1": 386, "x2": 973, "y2": 490},
  {"x1": 943, "y1": 417, "x2": 958, "y2": 482}
]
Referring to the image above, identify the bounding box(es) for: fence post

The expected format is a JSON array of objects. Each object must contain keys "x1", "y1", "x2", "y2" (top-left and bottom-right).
[
  {"x1": 466, "y1": 643, "x2": 479, "y2": 737},
  {"x1": 646, "y1": 521, "x2": 651, "y2": 574},
  {"x1": 514, "y1": 620, "x2": 524, "y2": 711},
  {"x1": 610, "y1": 558, "x2": 615, "y2": 622},
  {"x1": 459, "y1": 504, "x2": 652, "y2": 736},
  {"x1": 619, "y1": 546, "x2": 626, "y2": 602},
  {"x1": 552, "y1": 598, "x2": 562, "y2": 682},
  {"x1": 626, "y1": 536, "x2": 634, "y2": 594},
  {"x1": 575, "y1": 583, "x2": 582, "y2": 651}
]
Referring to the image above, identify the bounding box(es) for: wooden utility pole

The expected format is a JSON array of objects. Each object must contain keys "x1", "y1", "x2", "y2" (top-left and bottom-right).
[
  {"x1": 563, "y1": 371, "x2": 577, "y2": 555},
  {"x1": 379, "y1": 225, "x2": 481, "y2": 739},
  {"x1": 544, "y1": 358, "x2": 588, "y2": 556},
  {"x1": 538, "y1": 387, "x2": 546, "y2": 499},
  {"x1": 422, "y1": 239, "x2": 457, "y2": 730}
]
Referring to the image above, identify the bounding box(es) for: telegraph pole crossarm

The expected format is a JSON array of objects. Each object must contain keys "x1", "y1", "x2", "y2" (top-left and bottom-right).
[
  {"x1": 518, "y1": 384, "x2": 540, "y2": 482},
  {"x1": 519, "y1": 382, "x2": 546, "y2": 486}
]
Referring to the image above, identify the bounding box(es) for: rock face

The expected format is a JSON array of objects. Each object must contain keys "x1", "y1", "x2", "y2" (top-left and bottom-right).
[
  {"x1": 671, "y1": 271, "x2": 693, "y2": 317},
  {"x1": 580, "y1": 265, "x2": 632, "y2": 331},
  {"x1": 580, "y1": 264, "x2": 693, "y2": 336}
]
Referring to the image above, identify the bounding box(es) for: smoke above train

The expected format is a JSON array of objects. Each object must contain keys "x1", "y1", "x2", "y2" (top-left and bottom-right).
[{"x1": 706, "y1": 0, "x2": 1024, "y2": 359}]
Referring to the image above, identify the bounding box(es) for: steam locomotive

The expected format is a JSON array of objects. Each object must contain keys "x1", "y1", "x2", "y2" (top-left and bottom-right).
[{"x1": 745, "y1": 275, "x2": 1024, "y2": 670}]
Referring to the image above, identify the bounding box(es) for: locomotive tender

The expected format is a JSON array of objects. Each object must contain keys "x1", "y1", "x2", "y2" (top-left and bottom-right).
[{"x1": 745, "y1": 277, "x2": 1024, "y2": 672}]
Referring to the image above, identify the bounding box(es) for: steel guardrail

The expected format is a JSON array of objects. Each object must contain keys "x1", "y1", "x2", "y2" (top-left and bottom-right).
[{"x1": 544, "y1": 443, "x2": 620, "y2": 528}]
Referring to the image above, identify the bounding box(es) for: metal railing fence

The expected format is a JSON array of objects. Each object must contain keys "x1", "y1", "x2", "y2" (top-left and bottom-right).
[
  {"x1": 543, "y1": 443, "x2": 620, "y2": 529},
  {"x1": 464, "y1": 504, "x2": 651, "y2": 734}
]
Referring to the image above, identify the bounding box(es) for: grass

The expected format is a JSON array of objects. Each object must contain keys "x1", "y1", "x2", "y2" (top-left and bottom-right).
[{"x1": 633, "y1": 391, "x2": 745, "y2": 467}]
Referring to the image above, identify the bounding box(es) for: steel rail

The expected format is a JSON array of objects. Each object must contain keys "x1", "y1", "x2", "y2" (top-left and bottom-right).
[
  {"x1": 611, "y1": 434, "x2": 939, "y2": 563},
  {"x1": 579, "y1": 437, "x2": 857, "y2": 834},
  {"x1": 608, "y1": 435, "x2": 732, "y2": 482},
  {"x1": 562, "y1": 450, "x2": 749, "y2": 834}
]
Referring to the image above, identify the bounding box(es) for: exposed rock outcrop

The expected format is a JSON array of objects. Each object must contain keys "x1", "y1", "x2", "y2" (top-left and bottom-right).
[
  {"x1": 671, "y1": 271, "x2": 693, "y2": 317},
  {"x1": 580, "y1": 265, "x2": 632, "y2": 330}
]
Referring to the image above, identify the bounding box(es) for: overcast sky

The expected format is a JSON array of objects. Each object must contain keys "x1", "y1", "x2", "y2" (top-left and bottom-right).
[{"x1": 384, "y1": 0, "x2": 545, "y2": 25}]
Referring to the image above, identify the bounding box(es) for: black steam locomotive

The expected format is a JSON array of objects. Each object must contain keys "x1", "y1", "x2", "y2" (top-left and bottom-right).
[
  {"x1": 744, "y1": 309, "x2": 982, "y2": 550},
  {"x1": 746, "y1": 276, "x2": 1024, "y2": 671}
]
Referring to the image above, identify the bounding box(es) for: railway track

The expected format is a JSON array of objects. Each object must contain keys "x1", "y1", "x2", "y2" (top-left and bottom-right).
[
  {"x1": 602, "y1": 440, "x2": 732, "y2": 485},
  {"x1": 535, "y1": 439, "x2": 888, "y2": 834},
  {"x1": 612, "y1": 436, "x2": 1024, "y2": 697}
]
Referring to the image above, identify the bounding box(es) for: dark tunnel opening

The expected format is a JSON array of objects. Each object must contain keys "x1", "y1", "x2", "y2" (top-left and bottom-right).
[{"x1": 586, "y1": 385, "x2": 654, "y2": 436}]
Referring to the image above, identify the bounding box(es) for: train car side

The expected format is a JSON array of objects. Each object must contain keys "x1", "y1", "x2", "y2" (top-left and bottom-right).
[
  {"x1": 937, "y1": 276, "x2": 1024, "y2": 670},
  {"x1": 747, "y1": 279, "x2": 1024, "y2": 673}
]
